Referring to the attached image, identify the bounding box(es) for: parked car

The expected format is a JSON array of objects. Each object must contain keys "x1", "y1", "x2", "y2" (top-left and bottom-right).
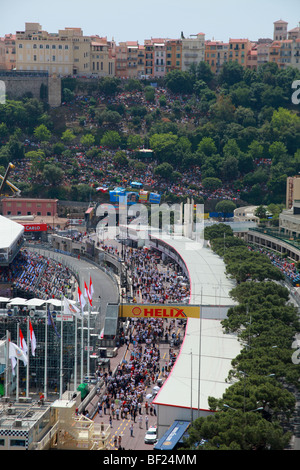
[{"x1": 144, "y1": 426, "x2": 157, "y2": 444}]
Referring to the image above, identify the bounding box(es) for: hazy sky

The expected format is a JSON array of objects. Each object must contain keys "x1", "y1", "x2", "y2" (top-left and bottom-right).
[{"x1": 0, "y1": 0, "x2": 299, "y2": 43}]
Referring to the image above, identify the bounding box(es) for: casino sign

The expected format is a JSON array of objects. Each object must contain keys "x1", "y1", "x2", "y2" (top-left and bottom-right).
[{"x1": 119, "y1": 304, "x2": 200, "y2": 319}]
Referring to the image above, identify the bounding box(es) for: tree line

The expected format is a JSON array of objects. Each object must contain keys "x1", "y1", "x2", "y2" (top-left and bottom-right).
[{"x1": 181, "y1": 224, "x2": 300, "y2": 450}]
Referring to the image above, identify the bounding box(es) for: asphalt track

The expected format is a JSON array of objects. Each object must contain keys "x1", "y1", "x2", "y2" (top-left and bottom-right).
[{"x1": 27, "y1": 245, "x2": 119, "y2": 330}]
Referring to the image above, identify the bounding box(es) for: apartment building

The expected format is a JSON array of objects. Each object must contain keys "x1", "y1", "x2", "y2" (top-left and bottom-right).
[
  {"x1": 15, "y1": 23, "x2": 91, "y2": 76},
  {"x1": 288, "y1": 26, "x2": 300, "y2": 40},
  {"x1": 181, "y1": 33, "x2": 205, "y2": 71},
  {"x1": 115, "y1": 41, "x2": 145, "y2": 78},
  {"x1": 228, "y1": 38, "x2": 252, "y2": 67},
  {"x1": 256, "y1": 39, "x2": 273, "y2": 66},
  {"x1": 165, "y1": 39, "x2": 182, "y2": 74},
  {"x1": 0, "y1": 34, "x2": 16, "y2": 71},
  {"x1": 90, "y1": 36, "x2": 115, "y2": 76},
  {"x1": 205, "y1": 40, "x2": 228, "y2": 73},
  {"x1": 246, "y1": 45, "x2": 257, "y2": 70},
  {"x1": 273, "y1": 19, "x2": 288, "y2": 41},
  {"x1": 152, "y1": 39, "x2": 167, "y2": 78},
  {"x1": 292, "y1": 38, "x2": 300, "y2": 70},
  {"x1": 143, "y1": 38, "x2": 168, "y2": 78}
]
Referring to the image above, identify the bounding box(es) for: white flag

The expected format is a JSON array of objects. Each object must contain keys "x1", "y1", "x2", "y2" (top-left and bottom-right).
[
  {"x1": 19, "y1": 328, "x2": 28, "y2": 355},
  {"x1": 9, "y1": 341, "x2": 28, "y2": 366},
  {"x1": 77, "y1": 285, "x2": 86, "y2": 314},
  {"x1": 64, "y1": 297, "x2": 82, "y2": 319},
  {"x1": 29, "y1": 320, "x2": 36, "y2": 356}
]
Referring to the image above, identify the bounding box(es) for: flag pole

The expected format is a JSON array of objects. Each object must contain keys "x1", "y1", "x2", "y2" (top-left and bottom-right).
[
  {"x1": 26, "y1": 318, "x2": 30, "y2": 399},
  {"x1": 74, "y1": 315, "x2": 78, "y2": 391},
  {"x1": 87, "y1": 302, "x2": 90, "y2": 380},
  {"x1": 44, "y1": 305, "x2": 48, "y2": 400},
  {"x1": 5, "y1": 330, "x2": 10, "y2": 398},
  {"x1": 81, "y1": 307, "x2": 84, "y2": 384},
  {"x1": 60, "y1": 297, "x2": 63, "y2": 399},
  {"x1": 16, "y1": 323, "x2": 19, "y2": 402}
]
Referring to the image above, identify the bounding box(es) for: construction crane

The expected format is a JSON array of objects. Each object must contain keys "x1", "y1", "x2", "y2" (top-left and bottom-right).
[{"x1": 0, "y1": 163, "x2": 21, "y2": 197}]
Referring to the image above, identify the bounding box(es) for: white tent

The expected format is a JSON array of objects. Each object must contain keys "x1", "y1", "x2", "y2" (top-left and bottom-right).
[
  {"x1": 25, "y1": 298, "x2": 46, "y2": 307},
  {"x1": 7, "y1": 297, "x2": 28, "y2": 306}
]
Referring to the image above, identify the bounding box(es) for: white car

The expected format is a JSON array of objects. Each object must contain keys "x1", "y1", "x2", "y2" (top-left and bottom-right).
[{"x1": 144, "y1": 426, "x2": 157, "y2": 444}]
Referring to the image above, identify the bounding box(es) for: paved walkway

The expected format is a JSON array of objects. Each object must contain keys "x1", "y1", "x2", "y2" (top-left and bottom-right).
[{"x1": 85, "y1": 333, "x2": 182, "y2": 450}]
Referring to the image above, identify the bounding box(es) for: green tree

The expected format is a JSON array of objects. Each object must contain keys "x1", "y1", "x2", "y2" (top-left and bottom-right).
[
  {"x1": 61, "y1": 129, "x2": 76, "y2": 144},
  {"x1": 218, "y1": 61, "x2": 244, "y2": 87},
  {"x1": 42, "y1": 164, "x2": 64, "y2": 186},
  {"x1": 165, "y1": 69, "x2": 193, "y2": 94},
  {"x1": 215, "y1": 200, "x2": 237, "y2": 219},
  {"x1": 149, "y1": 133, "x2": 178, "y2": 163},
  {"x1": 33, "y1": 124, "x2": 51, "y2": 142},
  {"x1": 80, "y1": 134, "x2": 95, "y2": 147},
  {"x1": 100, "y1": 131, "x2": 121, "y2": 149},
  {"x1": 202, "y1": 177, "x2": 222, "y2": 191},
  {"x1": 183, "y1": 410, "x2": 291, "y2": 450},
  {"x1": 154, "y1": 162, "x2": 174, "y2": 179}
]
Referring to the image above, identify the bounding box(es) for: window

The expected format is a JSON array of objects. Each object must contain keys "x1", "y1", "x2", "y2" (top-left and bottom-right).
[
  {"x1": 10, "y1": 440, "x2": 26, "y2": 448},
  {"x1": 0, "y1": 439, "x2": 5, "y2": 446},
  {"x1": 52, "y1": 56, "x2": 55, "y2": 61},
  {"x1": 19, "y1": 44, "x2": 23, "y2": 48},
  {"x1": 47, "y1": 211, "x2": 51, "y2": 216},
  {"x1": 65, "y1": 45, "x2": 68, "y2": 50},
  {"x1": 58, "y1": 45, "x2": 62, "y2": 49},
  {"x1": 40, "y1": 44, "x2": 43, "y2": 49},
  {"x1": 46, "y1": 45, "x2": 49, "y2": 49},
  {"x1": 52, "y1": 44, "x2": 56, "y2": 49}
]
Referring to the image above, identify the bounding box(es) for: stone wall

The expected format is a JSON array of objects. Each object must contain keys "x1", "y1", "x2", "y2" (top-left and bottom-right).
[{"x1": 0, "y1": 72, "x2": 61, "y2": 107}]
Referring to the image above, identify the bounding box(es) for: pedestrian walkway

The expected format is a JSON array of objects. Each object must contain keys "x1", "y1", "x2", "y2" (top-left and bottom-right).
[{"x1": 85, "y1": 322, "x2": 183, "y2": 450}]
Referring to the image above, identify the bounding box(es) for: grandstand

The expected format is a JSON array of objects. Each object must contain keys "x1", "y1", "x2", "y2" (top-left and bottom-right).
[{"x1": 0, "y1": 215, "x2": 24, "y2": 266}]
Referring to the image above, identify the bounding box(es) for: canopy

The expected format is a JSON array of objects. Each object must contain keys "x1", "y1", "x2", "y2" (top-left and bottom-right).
[{"x1": 154, "y1": 421, "x2": 190, "y2": 450}]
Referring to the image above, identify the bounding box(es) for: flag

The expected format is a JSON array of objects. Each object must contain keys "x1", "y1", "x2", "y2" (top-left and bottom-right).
[
  {"x1": 48, "y1": 308, "x2": 60, "y2": 338},
  {"x1": 84, "y1": 276, "x2": 94, "y2": 306},
  {"x1": 89, "y1": 276, "x2": 94, "y2": 299},
  {"x1": 29, "y1": 320, "x2": 36, "y2": 356},
  {"x1": 84, "y1": 281, "x2": 91, "y2": 306},
  {"x1": 77, "y1": 285, "x2": 86, "y2": 313},
  {"x1": 64, "y1": 296, "x2": 82, "y2": 319},
  {"x1": 9, "y1": 341, "x2": 28, "y2": 367},
  {"x1": 19, "y1": 328, "x2": 28, "y2": 355}
]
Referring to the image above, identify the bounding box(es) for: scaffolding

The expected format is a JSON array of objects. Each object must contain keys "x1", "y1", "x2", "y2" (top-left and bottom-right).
[{"x1": 0, "y1": 312, "x2": 99, "y2": 398}]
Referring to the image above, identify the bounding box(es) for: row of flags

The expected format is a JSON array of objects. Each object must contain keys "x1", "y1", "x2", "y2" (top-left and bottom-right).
[
  {"x1": 9, "y1": 319, "x2": 36, "y2": 373},
  {"x1": 8, "y1": 276, "x2": 94, "y2": 370}
]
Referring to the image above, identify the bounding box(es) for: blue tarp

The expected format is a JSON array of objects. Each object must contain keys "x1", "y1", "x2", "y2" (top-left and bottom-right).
[
  {"x1": 209, "y1": 212, "x2": 234, "y2": 218},
  {"x1": 130, "y1": 181, "x2": 143, "y2": 189},
  {"x1": 154, "y1": 420, "x2": 190, "y2": 450}
]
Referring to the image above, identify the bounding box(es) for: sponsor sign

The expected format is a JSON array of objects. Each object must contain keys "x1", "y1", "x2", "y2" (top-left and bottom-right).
[
  {"x1": 22, "y1": 223, "x2": 48, "y2": 232},
  {"x1": 119, "y1": 304, "x2": 200, "y2": 319}
]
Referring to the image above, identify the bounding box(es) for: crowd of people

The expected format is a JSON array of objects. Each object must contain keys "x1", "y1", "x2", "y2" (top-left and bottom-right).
[
  {"x1": 95, "y1": 315, "x2": 184, "y2": 442},
  {"x1": 0, "y1": 248, "x2": 74, "y2": 300},
  {"x1": 125, "y1": 245, "x2": 190, "y2": 304},
  {"x1": 9, "y1": 86, "x2": 241, "y2": 205},
  {"x1": 249, "y1": 245, "x2": 300, "y2": 286},
  {"x1": 99, "y1": 241, "x2": 190, "y2": 304}
]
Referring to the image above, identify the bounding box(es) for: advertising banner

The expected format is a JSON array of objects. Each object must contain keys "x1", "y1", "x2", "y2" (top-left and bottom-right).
[{"x1": 119, "y1": 304, "x2": 200, "y2": 319}]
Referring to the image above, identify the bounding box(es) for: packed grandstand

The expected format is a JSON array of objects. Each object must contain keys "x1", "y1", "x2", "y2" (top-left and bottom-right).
[{"x1": 0, "y1": 216, "x2": 73, "y2": 301}]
